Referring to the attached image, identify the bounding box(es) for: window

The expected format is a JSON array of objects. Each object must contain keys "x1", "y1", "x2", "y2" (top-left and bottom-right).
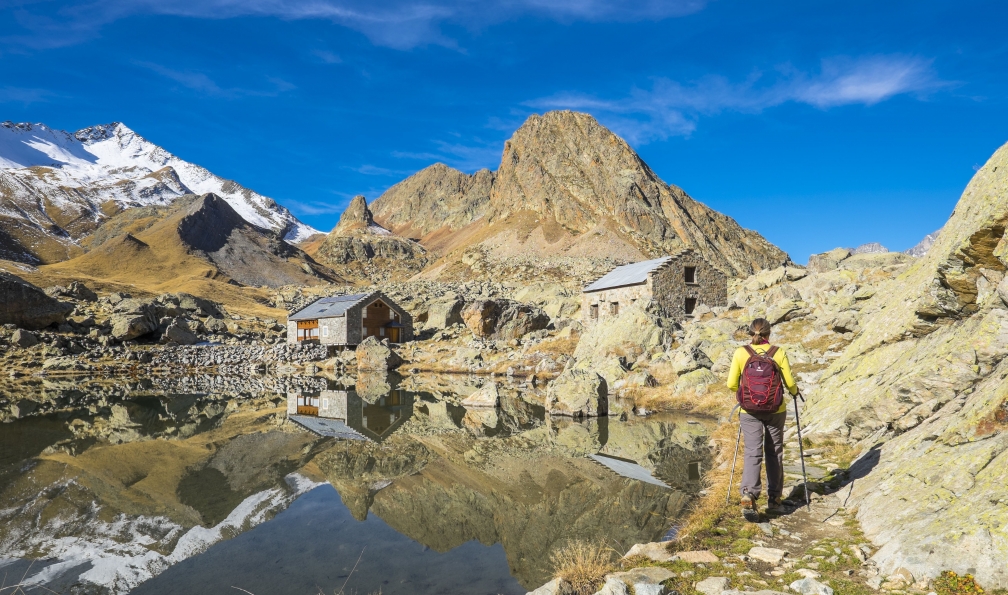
[
  {"x1": 322, "y1": 326, "x2": 329, "y2": 337},
  {"x1": 685, "y1": 297, "x2": 697, "y2": 315},
  {"x1": 362, "y1": 306, "x2": 368, "y2": 318},
  {"x1": 322, "y1": 398, "x2": 330, "y2": 409},
  {"x1": 610, "y1": 302, "x2": 619, "y2": 316},
  {"x1": 590, "y1": 304, "x2": 599, "y2": 320},
  {"x1": 379, "y1": 327, "x2": 385, "y2": 336},
  {"x1": 362, "y1": 326, "x2": 367, "y2": 337},
  {"x1": 684, "y1": 266, "x2": 696, "y2": 284},
  {"x1": 389, "y1": 308, "x2": 395, "y2": 320}
]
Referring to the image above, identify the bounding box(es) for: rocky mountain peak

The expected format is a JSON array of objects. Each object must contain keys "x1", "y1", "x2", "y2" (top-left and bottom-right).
[
  {"x1": 74, "y1": 122, "x2": 122, "y2": 142},
  {"x1": 333, "y1": 195, "x2": 375, "y2": 233}
]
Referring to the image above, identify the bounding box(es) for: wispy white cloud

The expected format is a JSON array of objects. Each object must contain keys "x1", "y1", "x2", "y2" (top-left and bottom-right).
[
  {"x1": 134, "y1": 61, "x2": 296, "y2": 98},
  {"x1": 0, "y1": 85, "x2": 54, "y2": 104},
  {"x1": 312, "y1": 49, "x2": 342, "y2": 64},
  {"x1": 3, "y1": 0, "x2": 706, "y2": 50},
  {"x1": 529, "y1": 55, "x2": 952, "y2": 144},
  {"x1": 393, "y1": 136, "x2": 502, "y2": 172}
]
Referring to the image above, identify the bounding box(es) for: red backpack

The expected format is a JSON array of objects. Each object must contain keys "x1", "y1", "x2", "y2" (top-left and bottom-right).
[{"x1": 737, "y1": 345, "x2": 784, "y2": 413}]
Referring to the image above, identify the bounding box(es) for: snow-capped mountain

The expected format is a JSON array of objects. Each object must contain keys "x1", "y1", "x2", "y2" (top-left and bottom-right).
[{"x1": 0, "y1": 120, "x2": 318, "y2": 263}]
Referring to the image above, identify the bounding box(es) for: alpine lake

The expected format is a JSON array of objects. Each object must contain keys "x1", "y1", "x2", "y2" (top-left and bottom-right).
[{"x1": 0, "y1": 371, "x2": 714, "y2": 595}]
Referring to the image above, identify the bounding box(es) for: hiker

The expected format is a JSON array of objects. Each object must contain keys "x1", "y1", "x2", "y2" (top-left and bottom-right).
[{"x1": 726, "y1": 317, "x2": 799, "y2": 521}]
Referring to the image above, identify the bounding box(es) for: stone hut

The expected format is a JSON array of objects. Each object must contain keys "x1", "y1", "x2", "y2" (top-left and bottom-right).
[
  {"x1": 286, "y1": 291, "x2": 413, "y2": 346},
  {"x1": 581, "y1": 249, "x2": 727, "y2": 324}
]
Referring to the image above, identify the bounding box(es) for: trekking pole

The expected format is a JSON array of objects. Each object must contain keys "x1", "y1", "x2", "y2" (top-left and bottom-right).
[
  {"x1": 725, "y1": 405, "x2": 742, "y2": 505},
  {"x1": 792, "y1": 392, "x2": 811, "y2": 508}
]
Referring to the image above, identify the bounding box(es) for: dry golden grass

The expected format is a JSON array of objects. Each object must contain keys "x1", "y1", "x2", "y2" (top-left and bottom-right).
[
  {"x1": 550, "y1": 540, "x2": 616, "y2": 595},
  {"x1": 805, "y1": 436, "x2": 862, "y2": 468},
  {"x1": 532, "y1": 335, "x2": 579, "y2": 357}
]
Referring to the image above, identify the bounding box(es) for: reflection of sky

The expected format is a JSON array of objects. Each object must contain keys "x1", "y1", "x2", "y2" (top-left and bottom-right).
[{"x1": 133, "y1": 485, "x2": 524, "y2": 595}]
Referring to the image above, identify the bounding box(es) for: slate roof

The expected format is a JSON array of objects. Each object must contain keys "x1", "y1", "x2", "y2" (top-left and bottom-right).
[
  {"x1": 289, "y1": 293, "x2": 371, "y2": 321},
  {"x1": 583, "y1": 257, "x2": 671, "y2": 292}
]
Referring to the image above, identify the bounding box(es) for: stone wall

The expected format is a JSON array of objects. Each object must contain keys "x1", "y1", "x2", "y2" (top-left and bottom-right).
[
  {"x1": 319, "y1": 316, "x2": 347, "y2": 346},
  {"x1": 650, "y1": 249, "x2": 727, "y2": 321},
  {"x1": 581, "y1": 284, "x2": 651, "y2": 325}
]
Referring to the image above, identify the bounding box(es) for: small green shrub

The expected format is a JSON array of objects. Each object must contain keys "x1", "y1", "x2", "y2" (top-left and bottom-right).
[{"x1": 934, "y1": 571, "x2": 985, "y2": 595}]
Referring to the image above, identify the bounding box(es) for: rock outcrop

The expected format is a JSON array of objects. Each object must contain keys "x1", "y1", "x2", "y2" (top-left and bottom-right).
[
  {"x1": 803, "y1": 140, "x2": 1008, "y2": 587},
  {"x1": 312, "y1": 195, "x2": 427, "y2": 281},
  {"x1": 0, "y1": 272, "x2": 72, "y2": 329}
]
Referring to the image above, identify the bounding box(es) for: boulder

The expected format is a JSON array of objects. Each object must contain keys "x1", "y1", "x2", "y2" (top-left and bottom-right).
[
  {"x1": 546, "y1": 368, "x2": 608, "y2": 417},
  {"x1": 526, "y1": 578, "x2": 572, "y2": 595},
  {"x1": 789, "y1": 578, "x2": 833, "y2": 595},
  {"x1": 356, "y1": 336, "x2": 402, "y2": 371},
  {"x1": 0, "y1": 272, "x2": 72, "y2": 330},
  {"x1": 611, "y1": 568, "x2": 675, "y2": 595},
  {"x1": 695, "y1": 577, "x2": 730, "y2": 595},
  {"x1": 46, "y1": 281, "x2": 98, "y2": 302},
  {"x1": 593, "y1": 577, "x2": 628, "y2": 595},
  {"x1": 622, "y1": 541, "x2": 677, "y2": 562},
  {"x1": 110, "y1": 313, "x2": 157, "y2": 341},
  {"x1": 462, "y1": 382, "x2": 500, "y2": 408},
  {"x1": 678, "y1": 550, "x2": 720, "y2": 563},
  {"x1": 427, "y1": 298, "x2": 464, "y2": 329},
  {"x1": 164, "y1": 321, "x2": 199, "y2": 345},
  {"x1": 462, "y1": 299, "x2": 550, "y2": 340},
  {"x1": 747, "y1": 546, "x2": 788, "y2": 564},
  {"x1": 573, "y1": 303, "x2": 666, "y2": 365},
  {"x1": 674, "y1": 369, "x2": 719, "y2": 394},
  {"x1": 10, "y1": 329, "x2": 39, "y2": 348}
]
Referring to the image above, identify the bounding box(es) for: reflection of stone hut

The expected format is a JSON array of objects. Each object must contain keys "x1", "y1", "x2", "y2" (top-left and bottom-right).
[
  {"x1": 286, "y1": 291, "x2": 413, "y2": 346},
  {"x1": 287, "y1": 388, "x2": 413, "y2": 442},
  {"x1": 581, "y1": 249, "x2": 727, "y2": 324}
]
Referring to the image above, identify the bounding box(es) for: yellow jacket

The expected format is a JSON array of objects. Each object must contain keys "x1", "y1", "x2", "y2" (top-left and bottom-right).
[{"x1": 726, "y1": 343, "x2": 798, "y2": 414}]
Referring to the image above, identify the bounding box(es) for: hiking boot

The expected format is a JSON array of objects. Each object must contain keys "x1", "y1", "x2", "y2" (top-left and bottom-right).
[
  {"x1": 766, "y1": 496, "x2": 785, "y2": 513},
  {"x1": 740, "y1": 493, "x2": 759, "y2": 522}
]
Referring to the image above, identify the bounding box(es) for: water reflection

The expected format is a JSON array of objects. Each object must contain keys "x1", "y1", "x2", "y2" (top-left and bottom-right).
[{"x1": 0, "y1": 372, "x2": 713, "y2": 594}]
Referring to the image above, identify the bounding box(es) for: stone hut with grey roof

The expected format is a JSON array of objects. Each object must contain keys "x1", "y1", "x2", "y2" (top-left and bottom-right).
[
  {"x1": 582, "y1": 249, "x2": 727, "y2": 324},
  {"x1": 287, "y1": 291, "x2": 413, "y2": 346}
]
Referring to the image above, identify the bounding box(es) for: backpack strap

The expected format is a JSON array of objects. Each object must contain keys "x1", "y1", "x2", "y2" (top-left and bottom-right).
[
  {"x1": 766, "y1": 345, "x2": 779, "y2": 358},
  {"x1": 743, "y1": 345, "x2": 757, "y2": 357}
]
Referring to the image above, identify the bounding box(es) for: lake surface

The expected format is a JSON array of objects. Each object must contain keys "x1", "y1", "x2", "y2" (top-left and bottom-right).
[{"x1": 0, "y1": 373, "x2": 713, "y2": 594}]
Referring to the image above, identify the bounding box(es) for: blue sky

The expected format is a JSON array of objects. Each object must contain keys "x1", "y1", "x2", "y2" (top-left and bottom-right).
[{"x1": 2, "y1": 0, "x2": 1007, "y2": 263}]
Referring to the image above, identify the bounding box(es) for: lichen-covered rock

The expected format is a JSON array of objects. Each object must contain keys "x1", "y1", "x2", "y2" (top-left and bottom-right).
[
  {"x1": 546, "y1": 368, "x2": 608, "y2": 417},
  {"x1": 427, "y1": 298, "x2": 464, "y2": 329},
  {"x1": 0, "y1": 272, "x2": 72, "y2": 330},
  {"x1": 356, "y1": 336, "x2": 402, "y2": 371},
  {"x1": 462, "y1": 299, "x2": 550, "y2": 340},
  {"x1": 803, "y1": 140, "x2": 1008, "y2": 588},
  {"x1": 163, "y1": 321, "x2": 198, "y2": 345}
]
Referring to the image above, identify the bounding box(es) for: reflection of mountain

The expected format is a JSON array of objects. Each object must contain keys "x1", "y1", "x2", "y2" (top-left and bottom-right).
[
  {"x1": 315, "y1": 416, "x2": 712, "y2": 589},
  {"x1": 0, "y1": 390, "x2": 328, "y2": 594}
]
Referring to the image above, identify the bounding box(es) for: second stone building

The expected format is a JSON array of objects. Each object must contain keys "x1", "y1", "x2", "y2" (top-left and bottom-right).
[{"x1": 582, "y1": 249, "x2": 727, "y2": 324}]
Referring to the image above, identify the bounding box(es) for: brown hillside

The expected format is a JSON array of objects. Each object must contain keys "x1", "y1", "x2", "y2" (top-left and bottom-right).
[{"x1": 47, "y1": 193, "x2": 338, "y2": 294}]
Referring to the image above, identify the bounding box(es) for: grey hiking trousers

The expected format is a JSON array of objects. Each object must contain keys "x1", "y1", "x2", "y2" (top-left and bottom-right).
[{"x1": 740, "y1": 410, "x2": 787, "y2": 501}]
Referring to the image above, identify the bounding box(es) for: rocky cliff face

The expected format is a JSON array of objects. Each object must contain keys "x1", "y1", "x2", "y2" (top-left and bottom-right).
[
  {"x1": 803, "y1": 141, "x2": 1008, "y2": 587},
  {"x1": 369, "y1": 112, "x2": 789, "y2": 279},
  {"x1": 370, "y1": 164, "x2": 493, "y2": 241},
  {"x1": 312, "y1": 195, "x2": 427, "y2": 282}
]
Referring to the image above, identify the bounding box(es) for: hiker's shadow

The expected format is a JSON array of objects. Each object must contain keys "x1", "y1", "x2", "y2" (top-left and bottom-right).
[{"x1": 769, "y1": 444, "x2": 882, "y2": 519}]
